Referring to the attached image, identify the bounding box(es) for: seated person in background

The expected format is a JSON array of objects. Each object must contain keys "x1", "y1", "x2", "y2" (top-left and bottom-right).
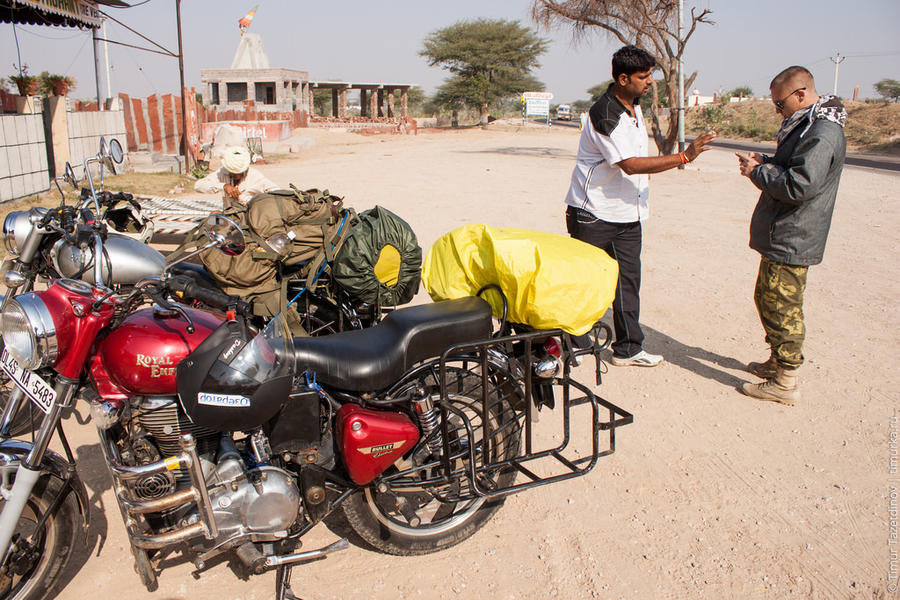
[{"x1": 194, "y1": 145, "x2": 278, "y2": 206}]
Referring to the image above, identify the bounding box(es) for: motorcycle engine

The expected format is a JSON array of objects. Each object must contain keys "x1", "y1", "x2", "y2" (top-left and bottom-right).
[
  {"x1": 207, "y1": 457, "x2": 301, "y2": 539},
  {"x1": 131, "y1": 397, "x2": 301, "y2": 540},
  {"x1": 133, "y1": 396, "x2": 220, "y2": 498}
]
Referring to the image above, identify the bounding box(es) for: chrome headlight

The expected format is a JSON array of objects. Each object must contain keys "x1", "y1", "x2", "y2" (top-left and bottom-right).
[
  {"x1": 3, "y1": 208, "x2": 47, "y2": 256},
  {"x1": 0, "y1": 293, "x2": 58, "y2": 370}
]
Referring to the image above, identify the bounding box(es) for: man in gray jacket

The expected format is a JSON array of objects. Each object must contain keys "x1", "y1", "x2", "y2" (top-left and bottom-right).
[{"x1": 736, "y1": 66, "x2": 846, "y2": 405}]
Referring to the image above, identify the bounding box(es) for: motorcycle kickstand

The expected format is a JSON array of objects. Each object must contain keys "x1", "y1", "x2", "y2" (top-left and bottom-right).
[{"x1": 276, "y1": 565, "x2": 300, "y2": 600}]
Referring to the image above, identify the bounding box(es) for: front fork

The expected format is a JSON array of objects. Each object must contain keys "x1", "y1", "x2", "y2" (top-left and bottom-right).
[{"x1": 0, "y1": 377, "x2": 78, "y2": 559}]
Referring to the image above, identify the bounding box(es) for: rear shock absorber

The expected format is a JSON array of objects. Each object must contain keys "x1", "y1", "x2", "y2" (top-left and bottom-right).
[{"x1": 412, "y1": 390, "x2": 443, "y2": 456}]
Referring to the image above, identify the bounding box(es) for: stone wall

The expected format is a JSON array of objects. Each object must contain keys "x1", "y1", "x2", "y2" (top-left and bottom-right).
[
  {"x1": 0, "y1": 110, "x2": 49, "y2": 202},
  {"x1": 118, "y1": 89, "x2": 201, "y2": 159},
  {"x1": 67, "y1": 106, "x2": 127, "y2": 179}
]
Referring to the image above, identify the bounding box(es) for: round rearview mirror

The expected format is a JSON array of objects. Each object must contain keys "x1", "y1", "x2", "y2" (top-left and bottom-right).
[
  {"x1": 63, "y1": 162, "x2": 78, "y2": 189},
  {"x1": 97, "y1": 136, "x2": 117, "y2": 176},
  {"x1": 200, "y1": 214, "x2": 245, "y2": 256},
  {"x1": 109, "y1": 138, "x2": 124, "y2": 164}
]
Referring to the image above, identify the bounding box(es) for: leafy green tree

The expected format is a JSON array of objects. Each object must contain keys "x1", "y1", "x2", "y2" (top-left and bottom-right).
[
  {"x1": 404, "y1": 85, "x2": 427, "y2": 115},
  {"x1": 421, "y1": 19, "x2": 549, "y2": 124},
  {"x1": 313, "y1": 89, "x2": 332, "y2": 116},
  {"x1": 587, "y1": 80, "x2": 614, "y2": 102},
  {"x1": 728, "y1": 85, "x2": 753, "y2": 98},
  {"x1": 874, "y1": 78, "x2": 900, "y2": 102},
  {"x1": 532, "y1": 0, "x2": 713, "y2": 154}
]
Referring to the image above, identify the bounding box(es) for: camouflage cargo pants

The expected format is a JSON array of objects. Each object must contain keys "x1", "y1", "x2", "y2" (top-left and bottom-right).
[{"x1": 754, "y1": 256, "x2": 809, "y2": 368}]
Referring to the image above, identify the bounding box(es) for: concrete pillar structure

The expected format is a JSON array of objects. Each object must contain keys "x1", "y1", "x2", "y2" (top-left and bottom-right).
[
  {"x1": 44, "y1": 96, "x2": 70, "y2": 178},
  {"x1": 246, "y1": 81, "x2": 254, "y2": 104},
  {"x1": 338, "y1": 88, "x2": 348, "y2": 119},
  {"x1": 400, "y1": 88, "x2": 408, "y2": 119},
  {"x1": 369, "y1": 87, "x2": 379, "y2": 118},
  {"x1": 359, "y1": 89, "x2": 368, "y2": 117},
  {"x1": 377, "y1": 89, "x2": 384, "y2": 117},
  {"x1": 387, "y1": 89, "x2": 395, "y2": 118}
]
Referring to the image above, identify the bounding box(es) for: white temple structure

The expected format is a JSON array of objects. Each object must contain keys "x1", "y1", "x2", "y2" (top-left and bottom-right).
[{"x1": 200, "y1": 33, "x2": 309, "y2": 112}]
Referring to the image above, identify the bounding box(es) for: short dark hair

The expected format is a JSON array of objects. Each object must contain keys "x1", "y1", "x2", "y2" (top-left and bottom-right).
[
  {"x1": 770, "y1": 65, "x2": 813, "y2": 90},
  {"x1": 612, "y1": 45, "x2": 656, "y2": 79}
]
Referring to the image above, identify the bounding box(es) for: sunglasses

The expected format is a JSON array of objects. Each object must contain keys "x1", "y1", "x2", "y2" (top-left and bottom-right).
[{"x1": 773, "y1": 87, "x2": 806, "y2": 110}]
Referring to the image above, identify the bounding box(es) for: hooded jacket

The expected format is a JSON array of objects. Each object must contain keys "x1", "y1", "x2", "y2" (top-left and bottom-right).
[{"x1": 748, "y1": 96, "x2": 846, "y2": 266}]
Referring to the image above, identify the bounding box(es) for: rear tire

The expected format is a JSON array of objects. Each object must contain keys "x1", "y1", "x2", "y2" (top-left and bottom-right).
[
  {"x1": 342, "y1": 363, "x2": 522, "y2": 555},
  {"x1": 0, "y1": 474, "x2": 80, "y2": 600}
]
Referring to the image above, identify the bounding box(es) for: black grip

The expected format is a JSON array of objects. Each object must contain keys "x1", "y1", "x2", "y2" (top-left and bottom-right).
[{"x1": 169, "y1": 276, "x2": 252, "y2": 316}]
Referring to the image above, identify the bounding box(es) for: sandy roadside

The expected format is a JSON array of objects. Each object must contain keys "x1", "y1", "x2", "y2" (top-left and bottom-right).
[{"x1": 50, "y1": 125, "x2": 899, "y2": 600}]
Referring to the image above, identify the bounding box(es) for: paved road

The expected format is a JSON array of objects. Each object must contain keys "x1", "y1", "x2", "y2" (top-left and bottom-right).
[
  {"x1": 700, "y1": 137, "x2": 900, "y2": 173},
  {"x1": 541, "y1": 118, "x2": 900, "y2": 173}
]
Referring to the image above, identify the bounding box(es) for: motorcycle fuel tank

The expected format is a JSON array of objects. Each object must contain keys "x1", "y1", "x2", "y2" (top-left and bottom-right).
[
  {"x1": 98, "y1": 306, "x2": 224, "y2": 395},
  {"x1": 50, "y1": 233, "x2": 166, "y2": 286},
  {"x1": 338, "y1": 404, "x2": 420, "y2": 485}
]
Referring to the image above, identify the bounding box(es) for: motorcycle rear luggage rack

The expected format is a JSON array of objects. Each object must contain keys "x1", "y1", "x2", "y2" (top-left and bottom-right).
[
  {"x1": 441, "y1": 329, "x2": 632, "y2": 499},
  {"x1": 377, "y1": 328, "x2": 632, "y2": 501}
]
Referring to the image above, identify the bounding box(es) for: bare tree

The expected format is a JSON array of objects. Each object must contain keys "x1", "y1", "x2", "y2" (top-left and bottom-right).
[{"x1": 532, "y1": 0, "x2": 713, "y2": 154}]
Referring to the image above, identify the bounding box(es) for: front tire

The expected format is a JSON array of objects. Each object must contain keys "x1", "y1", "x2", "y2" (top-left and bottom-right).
[
  {"x1": 0, "y1": 474, "x2": 80, "y2": 600},
  {"x1": 342, "y1": 363, "x2": 522, "y2": 555}
]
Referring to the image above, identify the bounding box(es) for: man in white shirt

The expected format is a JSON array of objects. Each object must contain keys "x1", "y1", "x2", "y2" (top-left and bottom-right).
[
  {"x1": 565, "y1": 45, "x2": 716, "y2": 367},
  {"x1": 194, "y1": 145, "x2": 279, "y2": 206}
]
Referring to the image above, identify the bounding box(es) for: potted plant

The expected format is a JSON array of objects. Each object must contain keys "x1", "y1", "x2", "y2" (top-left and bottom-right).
[
  {"x1": 9, "y1": 65, "x2": 38, "y2": 96},
  {"x1": 39, "y1": 72, "x2": 76, "y2": 96}
]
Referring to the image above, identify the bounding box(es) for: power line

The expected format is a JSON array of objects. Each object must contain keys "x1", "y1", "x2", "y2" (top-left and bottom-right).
[
  {"x1": 17, "y1": 27, "x2": 83, "y2": 40},
  {"x1": 61, "y1": 32, "x2": 91, "y2": 77}
]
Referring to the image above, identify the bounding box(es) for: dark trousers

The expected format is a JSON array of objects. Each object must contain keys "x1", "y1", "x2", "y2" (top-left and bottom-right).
[{"x1": 566, "y1": 206, "x2": 644, "y2": 358}]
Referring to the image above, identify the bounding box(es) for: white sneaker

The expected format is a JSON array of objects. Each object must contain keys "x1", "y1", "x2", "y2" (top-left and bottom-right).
[{"x1": 610, "y1": 350, "x2": 663, "y2": 367}]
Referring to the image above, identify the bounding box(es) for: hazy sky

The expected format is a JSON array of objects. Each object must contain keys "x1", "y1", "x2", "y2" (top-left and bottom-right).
[{"x1": 2, "y1": 0, "x2": 898, "y2": 104}]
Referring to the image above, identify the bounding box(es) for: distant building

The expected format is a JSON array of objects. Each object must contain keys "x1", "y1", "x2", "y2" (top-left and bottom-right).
[{"x1": 200, "y1": 33, "x2": 310, "y2": 113}]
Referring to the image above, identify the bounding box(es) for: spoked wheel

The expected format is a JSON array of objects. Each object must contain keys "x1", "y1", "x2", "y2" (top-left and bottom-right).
[
  {"x1": 342, "y1": 363, "x2": 523, "y2": 555},
  {"x1": 0, "y1": 475, "x2": 80, "y2": 600}
]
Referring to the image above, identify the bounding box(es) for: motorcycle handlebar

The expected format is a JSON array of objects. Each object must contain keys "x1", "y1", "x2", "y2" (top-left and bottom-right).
[{"x1": 167, "y1": 275, "x2": 252, "y2": 317}]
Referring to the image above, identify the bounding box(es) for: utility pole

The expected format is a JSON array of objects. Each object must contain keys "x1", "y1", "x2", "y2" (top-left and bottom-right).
[
  {"x1": 676, "y1": 0, "x2": 685, "y2": 169},
  {"x1": 102, "y1": 17, "x2": 112, "y2": 102},
  {"x1": 92, "y1": 26, "x2": 106, "y2": 110},
  {"x1": 176, "y1": 0, "x2": 191, "y2": 169},
  {"x1": 830, "y1": 52, "x2": 845, "y2": 96}
]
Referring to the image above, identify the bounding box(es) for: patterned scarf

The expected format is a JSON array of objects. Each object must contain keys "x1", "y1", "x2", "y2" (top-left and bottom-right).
[{"x1": 776, "y1": 95, "x2": 847, "y2": 147}]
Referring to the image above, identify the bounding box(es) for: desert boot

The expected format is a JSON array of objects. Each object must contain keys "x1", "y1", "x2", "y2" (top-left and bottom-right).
[{"x1": 740, "y1": 366, "x2": 800, "y2": 406}]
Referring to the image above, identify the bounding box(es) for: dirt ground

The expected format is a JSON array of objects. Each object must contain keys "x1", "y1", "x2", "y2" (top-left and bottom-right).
[{"x1": 50, "y1": 124, "x2": 899, "y2": 600}]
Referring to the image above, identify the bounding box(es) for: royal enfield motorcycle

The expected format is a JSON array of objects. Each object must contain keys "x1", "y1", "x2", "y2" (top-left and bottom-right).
[
  {"x1": 0, "y1": 207, "x2": 632, "y2": 600},
  {"x1": 0, "y1": 137, "x2": 379, "y2": 437}
]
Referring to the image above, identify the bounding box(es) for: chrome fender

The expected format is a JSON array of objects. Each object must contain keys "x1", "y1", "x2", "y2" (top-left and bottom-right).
[{"x1": 0, "y1": 439, "x2": 90, "y2": 532}]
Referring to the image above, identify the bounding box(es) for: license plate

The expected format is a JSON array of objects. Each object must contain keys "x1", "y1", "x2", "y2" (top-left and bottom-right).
[{"x1": 0, "y1": 348, "x2": 55, "y2": 414}]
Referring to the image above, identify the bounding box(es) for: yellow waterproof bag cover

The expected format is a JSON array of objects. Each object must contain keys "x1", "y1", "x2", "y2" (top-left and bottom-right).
[{"x1": 422, "y1": 224, "x2": 618, "y2": 335}]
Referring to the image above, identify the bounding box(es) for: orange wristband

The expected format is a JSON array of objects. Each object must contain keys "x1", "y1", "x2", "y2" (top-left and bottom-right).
[{"x1": 679, "y1": 152, "x2": 688, "y2": 164}]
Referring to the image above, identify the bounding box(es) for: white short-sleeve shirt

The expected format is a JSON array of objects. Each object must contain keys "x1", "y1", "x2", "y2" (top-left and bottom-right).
[{"x1": 564, "y1": 88, "x2": 650, "y2": 223}]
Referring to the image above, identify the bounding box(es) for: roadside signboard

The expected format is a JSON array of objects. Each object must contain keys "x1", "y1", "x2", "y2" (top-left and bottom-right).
[
  {"x1": 525, "y1": 98, "x2": 550, "y2": 117},
  {"x1": 521, "y1": 91, "x2": 553, "y2": 126}
]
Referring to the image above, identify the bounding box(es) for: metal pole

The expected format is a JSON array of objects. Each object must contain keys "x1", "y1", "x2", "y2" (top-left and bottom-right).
[
  {"x1": 176, "y1": 0, "x2": 191, "y2": 168},
  {"x1": 92, "y1": 26, "x2": 105, "y2": 110},
  {"x1": 676, "y1": 0, "x2": 685, "y2": 167},
  {"x1": 103, "y1": 17, "x2": 112, "y2": 101}
]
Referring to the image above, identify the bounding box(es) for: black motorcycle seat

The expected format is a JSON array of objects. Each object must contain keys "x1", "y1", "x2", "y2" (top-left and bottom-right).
[{"x1": 292, "y1": 296, "x2": 492, "y2": 392}]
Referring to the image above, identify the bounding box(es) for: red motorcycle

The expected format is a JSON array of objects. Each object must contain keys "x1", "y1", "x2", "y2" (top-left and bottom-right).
[{"x1": 0, "y1": 214, "x2": 632, "y2": 600}]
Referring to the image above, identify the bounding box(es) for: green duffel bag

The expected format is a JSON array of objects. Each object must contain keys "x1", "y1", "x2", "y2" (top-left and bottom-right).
[{"x1": 331, "y1": 206, "x2": 421, "y2": 306}]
